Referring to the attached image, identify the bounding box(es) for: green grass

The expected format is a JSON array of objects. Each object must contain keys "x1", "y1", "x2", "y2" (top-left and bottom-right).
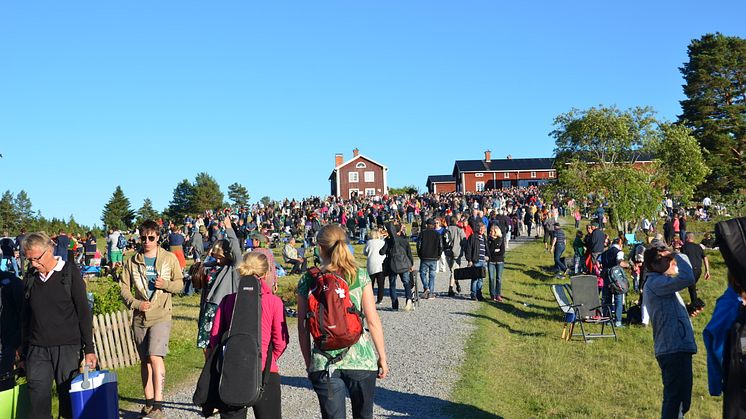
[{"x1": 449, "y1": 220, "x2": 727, "y2": 418}]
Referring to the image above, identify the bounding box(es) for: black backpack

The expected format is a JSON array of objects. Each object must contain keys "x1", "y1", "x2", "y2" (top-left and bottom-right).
[
  {"x1": 193, "y1": 275, "x2": 272, "y2": 415},
  {"x1": 442, "y1": 229, "x2": 454, "y2": 255},
  {"x1": 388, "y1": 238, "x2": 412, "y2": 274},
  {"x1": 716, "y1": 217, "x2": 746, "y2": 282},
  {"x1": 723, "y1": 305, "x2": 746, "y2": 418}
]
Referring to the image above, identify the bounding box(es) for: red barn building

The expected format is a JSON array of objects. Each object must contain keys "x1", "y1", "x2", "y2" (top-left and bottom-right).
[
  {"x1": 426, "y1": 175, "x2": 457, "y2": 194},
  {"x1": 453, "y1": 151, "x2": 557, "y2": 192},
  {"x1": 329, "y1": 149, "x2": 388, "y2": 198}
]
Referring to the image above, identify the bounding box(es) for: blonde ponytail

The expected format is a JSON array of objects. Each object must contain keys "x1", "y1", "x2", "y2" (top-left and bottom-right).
[
  {"x1": 237, "y1": 251, "x2": 269, "y2": 278},
  {"x1": 317, "y1": 224, "x2": 358, "y2": 283}
]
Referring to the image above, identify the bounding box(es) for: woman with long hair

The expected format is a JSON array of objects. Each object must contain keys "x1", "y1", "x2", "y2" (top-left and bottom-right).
[
  {"x1": 208, "y1": 252, "x2": 289, "y2": 418},
  {"x1": 363, "y1": 229, "x2": 386, "y2": 304},
  {"x1": 297, "y1": 224, "x2": 388, "y2": 419}
]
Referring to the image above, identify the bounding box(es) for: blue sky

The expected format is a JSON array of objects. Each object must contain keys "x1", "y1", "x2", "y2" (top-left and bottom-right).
[{"x1": 2, "y1": 1, "x2": 744, "y2": 227}]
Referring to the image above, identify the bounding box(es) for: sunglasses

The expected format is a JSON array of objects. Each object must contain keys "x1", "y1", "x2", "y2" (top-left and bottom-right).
[
  {"x1": 140, "y1": 235, "x2": 158, "y2": 242},
  {"x1": 28, "y1": 248, "x2": 48, "y2": 263}
]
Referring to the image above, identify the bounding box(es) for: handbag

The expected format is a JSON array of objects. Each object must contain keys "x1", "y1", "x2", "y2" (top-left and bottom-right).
[
  {"x1": 453, "y1": 266, "x2": 487, "y2": 280},
  {"x1": 0, "y1": 371, "x2": 30, "y2": 419}
]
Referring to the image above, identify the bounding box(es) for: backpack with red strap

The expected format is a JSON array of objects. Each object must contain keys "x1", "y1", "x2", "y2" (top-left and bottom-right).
[{"x1": 305, "y1": 267, "x2": 364, "y2": 354}]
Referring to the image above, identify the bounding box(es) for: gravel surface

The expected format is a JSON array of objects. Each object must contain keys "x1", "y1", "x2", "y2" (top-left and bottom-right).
[{"x1": 121, "y1": 238, "x2": 529, "y2": 419}]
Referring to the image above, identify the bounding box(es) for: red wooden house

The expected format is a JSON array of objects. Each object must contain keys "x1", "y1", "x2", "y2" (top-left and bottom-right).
[{"x1": 329, "y1": 149, "x2": 388, "y2": 198}]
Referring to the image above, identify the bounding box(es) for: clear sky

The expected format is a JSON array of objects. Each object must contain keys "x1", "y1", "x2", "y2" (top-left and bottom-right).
[{"x1": 2, "y1": 1, "x2": 744, "y2": 227}]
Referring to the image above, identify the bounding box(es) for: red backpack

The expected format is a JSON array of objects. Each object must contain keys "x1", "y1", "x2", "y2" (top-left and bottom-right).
[{"x1": 305, "y1": 267, "x2": 364, "y2": 352}]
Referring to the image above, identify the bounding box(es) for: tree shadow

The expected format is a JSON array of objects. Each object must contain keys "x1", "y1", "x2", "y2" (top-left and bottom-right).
[
  {"x1": 452, "y1": 312, "x2": 546, "y2": 337},
  {"x1": 172, "y1": 315, "x2": 199, "y2": 322},
  {"x1": 118, "y1": 396, "x2": 202, "y2": 418},
  {"x1": 282, "y1": 376, "x2": 503, "y2": 418}
]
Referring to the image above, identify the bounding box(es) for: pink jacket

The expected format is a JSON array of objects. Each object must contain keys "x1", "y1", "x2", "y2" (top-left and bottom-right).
[{"x1": 210, "y1": 278, "x2": 289, "y2": 373}]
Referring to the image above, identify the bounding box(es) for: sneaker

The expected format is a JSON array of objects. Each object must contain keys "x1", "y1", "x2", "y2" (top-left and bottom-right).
[
  {"x1": 428, "y1": 293, "x2": 436, "y2": 300},
  {"x1": 145, "y1": 407, "x2": 165, "y2": 419},
  {"x1": 140, "y1": 406, "x2": 153, "y2": 417},
  {"x1": 422, "y1": 289, "x2": 430, "y2": 299},
  {"x1": 403, "y1": 300, "x2": 414, "y2": 311},
  {"x1": 448, "y1": 287, "x2": 455, "y2": 297},
  {"x1": 614, "y1": 322, "x2": 624, "y2": 328}
]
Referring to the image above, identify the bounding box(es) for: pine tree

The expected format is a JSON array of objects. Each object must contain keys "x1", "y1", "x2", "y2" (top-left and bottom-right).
[
  {"x1": 192, "y1": 173, "x2": 224, "y2": 213},
  {"x1": 165, "y1": 179, "x2": 195, "y2": 221},
  {"x1": 227, "y1": 182, "x2": 250, "y2": 207},
  {"x1": 101, "y1": 186, "x2": 136, "y2": 231},
  {"x1": 14, "y1": 190, "x2": 34, "y2": 227},
  {"x1": 0, "y1": 190, "x2": 18, "y2": 232},
  {"x1": 137, "y1": 198, "x2": 161, "y2": 224},
  {"x1": 679, "y1": 33, "x2": 746, "y2": 195}
]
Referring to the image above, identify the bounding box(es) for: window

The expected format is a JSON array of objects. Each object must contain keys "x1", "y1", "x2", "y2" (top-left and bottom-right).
[
  {"x1": 475, "y1": 172, "x2": 484, "y2": 178},
  {"x1": 349, "y1": 189, "x2": 359, "y2": 198},
  {"x1": 365, "y1": 188, "x2": 376, "y2": 196},
  {"x1": 364, "y1": 171, "x2": 375, "y2": 182},
  {"x1": 504, "y1": 172, "x2": 510, "y2": 179},
  {"x1": 475, "y1": 181, "x2": 485, "y2": 192},
  {"x1": 349, "y1": 172, "x2": 359, "y2": 183},
  {"x1": 356, "y1": 162, "x2": 367, "y2": 169},
  {"x1": 530, "y1": 171, "x2": 537, "y2": 178},
  {"x1": 549, "y1": 171, "x2": 555, "y2": 178}
]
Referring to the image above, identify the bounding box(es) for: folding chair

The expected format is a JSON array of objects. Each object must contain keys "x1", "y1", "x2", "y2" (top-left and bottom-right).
[
  {"x1": 568, "y1": 275, "x2": 617, "y2": 342},
  {"x1": 624, "y1": 233, "x2": 642, "y2": 246},
  {"x1": 550, "y1": 284, "x2": 575, "y2": 340}
]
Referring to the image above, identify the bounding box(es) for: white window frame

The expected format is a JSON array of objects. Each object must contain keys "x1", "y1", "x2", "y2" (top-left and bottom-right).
[
  {"x1": 530, "y1": 171, "x2": 537, "y2": 178},
  {"x1": 365, "y1": 188, "x2": 376, "y2": 196},
  {"x1": 364, "y1": 171, "x2": 375, "y2": 182},
  {"x1": 349, "y1": 172, "x2": 359, "y2": 183},
  {"x1": 475, "y1": 172, "x2": 484, "y2": 178},
  {"x1": 503, "y1": 172, "x2": 510, "y2": 179},
  {"x1": 475, "y1": 181, "x2": 485, "y2": 192},
  {"x1": 549, "y1": 171, "x2": 555, "y2": 178},
  {"x1": 356, "y1": 162, "x2": 367, "y2": 169}
]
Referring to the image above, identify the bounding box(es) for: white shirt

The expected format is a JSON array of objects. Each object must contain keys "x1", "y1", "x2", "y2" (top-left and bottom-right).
[{"x1": 39, "y1": 256, "x2": 65, "y2": 282}]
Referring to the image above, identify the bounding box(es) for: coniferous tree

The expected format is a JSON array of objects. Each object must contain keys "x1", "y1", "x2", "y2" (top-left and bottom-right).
[
  {"x1": 166, "y1": 179, "x2": 195, "y2": 221},
  {"x1": 193, "y1": 173, "x2": 224, "y2": 213},
  {"x1": 0, "y1": 190, "x2": 18, "y2": 232},
  {"x1": 14, "y1": 190, "x2": 33, "y2": 227},
  {"x1": 137, "y1": 198, "x2": 161, "y2": 224},
  {"x1": 227, "y1": 182, "x2": 250, "y2": 207},
  {"x1": 101, "y1": 186, "x2": 135, "y2": 231},
  {"x1": 679, "y1": 33, "x2": 746, "y2": 195}
]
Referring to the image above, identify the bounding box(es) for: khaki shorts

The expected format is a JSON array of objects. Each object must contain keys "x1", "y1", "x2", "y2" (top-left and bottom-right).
[{"x1": 133, "y1": 321, "x2": 172, "y2": 360}]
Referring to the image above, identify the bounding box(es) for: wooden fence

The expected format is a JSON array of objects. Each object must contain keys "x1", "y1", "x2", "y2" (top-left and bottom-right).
[{"x1": 91, "y1": 310, "x2": 140, "y2": 370}]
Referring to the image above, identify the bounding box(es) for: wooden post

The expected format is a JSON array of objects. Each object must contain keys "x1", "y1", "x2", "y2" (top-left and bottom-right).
[
  {"x1": 104, "y1": 313, "x2": 119, "y2": 369},
  {"x1": 111, "y1": 311, "x2": 127, "y2": 368},
  {"x1": 92, "y1": 315, "x2": 108, "y2": 369},
  {"x1": 123, "y1": 310, "x2": 139, "y2": 365}
]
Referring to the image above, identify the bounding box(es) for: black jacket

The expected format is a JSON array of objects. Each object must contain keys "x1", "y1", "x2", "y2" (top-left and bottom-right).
[
  {"x1": 417, "y1": 229, "x2": 443, "y2": 261},
  {"x1": 488, "y1": 236, "x2": 505, "y2": 263},
  {"x1": 464, "y1": 233, "x2": 488, "y2": 264}
]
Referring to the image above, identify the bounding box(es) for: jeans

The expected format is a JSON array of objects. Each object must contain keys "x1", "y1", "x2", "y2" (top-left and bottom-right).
[
  {"x1": 553, "y1": 242, "x2": 567, "y2": 272},
  {"x1": 359, "y1": 228, "x2": 367, "y2": 243},
  {"x1": 657, "y1": 352, "x2": 693, "y2": 419},
  {"x1": 389, "y1": 271, "x2": 412, "y2": 309},
  {"x1": 419, "y1": 260, "x2": 437, "y2": 292},
  {"x1": 309, "y1": 369, "x2": 377, "y2": 419},
  {"x1": 471, "y1": 261, "x2": 485, "y2": 298},
  {"x1": 27, "y1": 344, "x2": 81, "y2": 419},
  {"x1": 602, "y1": 285, "x2": 624, "y2": 325},
  {"x1": 407, "y1": 212, "x2": 414, "y2": 224},
  {"x1": 487, "y1": 262, "x2": 504, "y2": 298},
  {"x1": 679, "y1": 230, "x2": 687, "y2": 242},
  {"x1": 183, "y1": 277, "x2": 194, "y2": 296}
]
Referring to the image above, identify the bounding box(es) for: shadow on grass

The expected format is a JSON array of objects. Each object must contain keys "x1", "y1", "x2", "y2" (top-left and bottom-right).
[
  {"x1": 172, "y1": 315, "x2": 199, "y2": 322},
  {"x1": 119, "y1": 396, "x2": 202, "y2": 418},
  {"x1": 282, "y1": 376, "x2": 503, "y2": 418},
  {"x1": 453, "y1": 312, "x2": 546, "y2": 337}
]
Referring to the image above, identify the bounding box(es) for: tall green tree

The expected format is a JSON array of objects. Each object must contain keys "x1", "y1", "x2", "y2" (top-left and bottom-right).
[
  {"x1": 227, "y1": 183, "x2": 250, "y2": 207},
  {"x1": 165, "y1": 179, "x2": 195, "y2": 221},
  {"x1": 260, "y1": 196, "x2": 272, "y2": 207},
  {"x1": 137, "y1": 198, "x2": 160, "y2": 224},
  {"x1": 14, "y1": 190, "x2": 34, "y2": 227},
  {"x1": 679, "y1": 33, "x2": 746, "y2": 195},
  {"x1": 648, "y1": 123, "x2": 710, "y2": 202},
  {"x1": 101, "y1": 186, "x2": 135, "y2": 230},
  {"x1": 0, "y1": 190, "x2": 18, "y2": 232},
  {"x1": 192, "y1": 173, "x2": 224, "y2": 213}
]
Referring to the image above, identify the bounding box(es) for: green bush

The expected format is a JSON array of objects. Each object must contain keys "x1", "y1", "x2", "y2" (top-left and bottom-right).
[{"x1": 90, "y1": 278, "x2": 124, "y2": 315}]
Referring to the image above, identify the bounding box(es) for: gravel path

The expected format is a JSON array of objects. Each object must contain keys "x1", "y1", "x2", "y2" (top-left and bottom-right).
[{"x1": 121, "y1": 237, "x2": 530, "y2": 419}]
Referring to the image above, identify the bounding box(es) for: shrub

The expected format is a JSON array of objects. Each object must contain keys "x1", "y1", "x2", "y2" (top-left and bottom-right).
[{"x1": 90, "y1": 278, "x2": 124, "y2": 315}]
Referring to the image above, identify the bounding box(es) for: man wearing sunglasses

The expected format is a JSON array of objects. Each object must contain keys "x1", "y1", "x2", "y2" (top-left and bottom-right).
[
  {"x1": 20, "y1": 232, "x2": 97, "y2": 419},
  {"x1": 120, "y1": 220, "x2": 183, "y2": 419}
]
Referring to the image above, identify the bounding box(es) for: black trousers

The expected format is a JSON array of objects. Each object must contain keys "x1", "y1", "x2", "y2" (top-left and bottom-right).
[
  {"x1": 26, "y1": 344, "x2": 81, "y2": 419},
  {"x1": 688, "y1": 268, "x2": 702, "y2": 306},
  {"x1": 657, "y1": 352, "x2": 693, "y2": 419},
  {"x1": 219, "y1": 372, "x2": 282, "y2": 419},
  {"x1": 371, "y1": 272, "x2": 386, "y2": 303},
  {"x1": 289, "y1": 258, "x2": 308, "y2": 274}
]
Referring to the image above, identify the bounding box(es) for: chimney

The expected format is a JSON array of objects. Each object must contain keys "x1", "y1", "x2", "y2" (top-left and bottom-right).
[
  {"x1": 484, "y1": 150, "x2": 491, "y2": 162},
  {"x1": 506, "y1": 154, "x2": 512, "y2": 160},
  {"x1": 353, "y1": 148, "x2": 360, "y2": 157},
  {"x1": 335, "y1": 153, "x2": 343, "y2": 167}
]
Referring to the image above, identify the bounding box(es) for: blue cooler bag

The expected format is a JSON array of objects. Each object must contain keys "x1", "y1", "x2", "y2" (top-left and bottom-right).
[{"x1": 69, "y1": 367, "x2": 119, "y2": 419}]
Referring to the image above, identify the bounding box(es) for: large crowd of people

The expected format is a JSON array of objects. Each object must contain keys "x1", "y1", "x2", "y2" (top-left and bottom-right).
[{"x1": 0, "y1": 187, "x2": 742, "y2": 419}]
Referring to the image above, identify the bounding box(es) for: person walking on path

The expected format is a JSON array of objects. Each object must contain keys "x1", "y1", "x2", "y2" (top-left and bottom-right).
[
  {"x1": 417, "y1": 218, "x2": 443, "y2": 300},
  {"x1": 120, "y1": 220, "x2": 184, "y2": 419},
  {"x1": 207, "y1": 252, "x2": 289, "y2": 419},
  {"x1": 363, "y1": 230, "x2": 386, "y2": 304},
  {"x1": 297, "y1": 223, "x2": 389, "y2": 419}
]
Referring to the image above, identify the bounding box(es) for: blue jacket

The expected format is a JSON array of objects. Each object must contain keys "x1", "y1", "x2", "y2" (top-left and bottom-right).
[
  {"x1": 703, "y1": 286, "x2": 742, "y2": 396},
  {"x1": 643, "y1": 253, "x2": 697, "y2": 357}
]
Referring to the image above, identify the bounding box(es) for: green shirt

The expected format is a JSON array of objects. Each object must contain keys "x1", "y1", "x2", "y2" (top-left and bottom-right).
[{"x1": 297, "y1": 268, "x2": 378, "y2": 372}]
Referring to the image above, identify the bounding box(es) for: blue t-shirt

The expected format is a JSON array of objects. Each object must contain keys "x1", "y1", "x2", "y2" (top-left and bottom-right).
[{"x1": 144, "y1": 256, "x2": 157, "y2": 300}]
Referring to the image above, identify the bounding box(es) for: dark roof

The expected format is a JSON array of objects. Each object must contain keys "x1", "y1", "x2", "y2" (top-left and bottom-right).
[
  {"x1": 453, "y1": 158, "x2": 555, "y2": 176},
  {"x1": 426, "y1": 175, "x2": 456, "y2": 184}
]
